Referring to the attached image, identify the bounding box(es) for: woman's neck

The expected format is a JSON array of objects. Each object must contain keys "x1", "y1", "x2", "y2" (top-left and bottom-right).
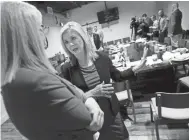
[{"x1": 76, "y1": 53, "x2": 93, "y2": 68}]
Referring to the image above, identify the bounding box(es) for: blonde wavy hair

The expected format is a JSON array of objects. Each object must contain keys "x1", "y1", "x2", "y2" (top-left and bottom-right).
[
  {"x1": 60, "y1": 21, "x2": 99, "y2": 66},
  {"x1": 1, "y1": 1, "x2": 56, "y2": 86}
]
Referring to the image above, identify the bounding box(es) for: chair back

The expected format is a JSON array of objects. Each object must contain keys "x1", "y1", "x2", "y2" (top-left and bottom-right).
[
  {"x1": 185, "y1": 40, "x2": 189, "y2": 49},
  {"x1": 113, "y1": 81, "x2": 126, "y2": 92},
  {"x1": 164, "y1": 37, "x2": 171, "y2": 45},
  {"x1": 115, "y1": 39, "x2": 122, "y2": 45},
  {"x1": 103, "y1": 42, "x2": 107, "y2": 47},
  {"x1": 123, "y1": 37, "x2": 130, "y2": 43},
  {"x1": 156, "y1": 92, "x2": 189, "y2": 108},
  {"x1": 113, "y1": 80, "x2": 132, "y2": 101},
  {"x1": 178, "y1": 39, "x2": 186, "y2": 48},
  {"x1": 107, "y1": 41, "x2": 114, "y2": 46}
]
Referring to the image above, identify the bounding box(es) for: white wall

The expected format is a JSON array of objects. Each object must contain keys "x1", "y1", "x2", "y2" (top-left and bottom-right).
[
  {"x1": 45, "y1": 26, "x2": 66, "y2": 58},
  {"x1": 40, "y1": 9, "x2": 68, "y2": 58}
]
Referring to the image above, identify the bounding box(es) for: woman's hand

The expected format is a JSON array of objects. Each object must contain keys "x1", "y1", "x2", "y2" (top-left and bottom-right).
[
  {"x1": 141, "y1": 45, "x2": 149, "y2": 60},
  {"x1": 85, "y1": 98, "x2": 104, "y2": 132},
  {"x1": 93, "y1": 132, "x2": 100, "y2": 140},
  {"x1": 90, "y1": 81, "x2": 115, "y2": 98}
]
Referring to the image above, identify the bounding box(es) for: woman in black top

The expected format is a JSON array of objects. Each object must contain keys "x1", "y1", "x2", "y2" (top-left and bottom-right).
[{"x1": 60, "y1": 22, "x2": 148, "y2": 140}]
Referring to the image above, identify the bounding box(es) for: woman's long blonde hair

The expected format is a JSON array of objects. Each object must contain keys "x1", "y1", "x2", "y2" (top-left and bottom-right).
[
  {"x1": 60, "y1": 21, "x2": 99, "y2": 66},
  {"x1": 1, "y1": 1, "x2": 56, "y2": 86}
]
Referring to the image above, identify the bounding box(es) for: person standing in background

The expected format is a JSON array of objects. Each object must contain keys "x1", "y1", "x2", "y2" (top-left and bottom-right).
[
  {"x1": 94, "y1": 26, "x2": 104, "y2": 49},
  {"x1": 151, "y1": 15, "x2": 159, "y2": 37},
  {"x1": 168, "y1": 3, "x2": 183, "y2": 47},
  {"x1": 142, "y1": 13, "x2": 153, "y2": 27},
  {"x1": 87, "y1": 27, "x2": 101, "y2": 51},
  {"x1": 130, "y1": 17, "x2": 139, "y2": 41},
  {"x1": 158, "y1": 9, "x2": 168, "y2": 43},
  {"x1": 137, "y1": 17, "x2": 149, "y2": 39}
]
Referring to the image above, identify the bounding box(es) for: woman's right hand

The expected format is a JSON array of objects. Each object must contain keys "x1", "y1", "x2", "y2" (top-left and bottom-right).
[
  {"x1": 85, "y1": 98, "x2": 104, "y2": 132},
  {"x1": 92, "y1": 81, "x2": 114, "y2": 98}
]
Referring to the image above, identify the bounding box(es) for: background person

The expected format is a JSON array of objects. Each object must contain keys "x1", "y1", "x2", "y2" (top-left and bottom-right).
[
  {"x1": 168, "y1": 3, "x2": 183, "y2": 47},
  {"x1": 94, "y1": 26, "x2": 104, "y2": 49},
  {"x1": 151, "y1": 15, "x2": 159, "y2": 37},
  {"x1": 158, "y1": 9, "x2": 168, "y2": 43},
  {"x1": 87, "y1": 27, "x2": 101, "y2": 51}
]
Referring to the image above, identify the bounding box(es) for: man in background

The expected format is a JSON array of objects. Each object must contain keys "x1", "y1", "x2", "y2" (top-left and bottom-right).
[
  {"x1": 142, "y1": 13, "x2": 153, "y2": 27},
  {"x1": 158, "y1": 9, "x2": 168, "y2": 43},
  {"x1": 151, "y1": 15, "x2": 159, "y2": 37},
  {"x1": 87, "y1": 27, "x2": 101, "y2": 50},
  {"x1": 130, "y1": 17, "x2": 139, "y2": 41},
  {"x1": 94, "y1": 26, "x2": 104, "y2": 49},
  {"x1": 137, "y1": 17, "x2": 149, "y2": 39},
  {"x1": 168, "y1": 3, "x2": 183, "y2": 47}
]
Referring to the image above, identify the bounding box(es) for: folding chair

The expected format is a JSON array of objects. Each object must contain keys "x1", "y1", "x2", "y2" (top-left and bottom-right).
[
  {"x1": 150, "y1": 92, "x2": 189, "y2": 140},
  {"x1": 114, "y1": 80, "x2": 136, "y2": 123}
]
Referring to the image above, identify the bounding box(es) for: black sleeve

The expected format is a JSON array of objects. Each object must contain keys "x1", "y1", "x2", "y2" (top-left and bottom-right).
[
  {"x1": 171, "y1": 13, "x2": 176, "y2": 34},
  {"x1": 34, "y1": 73, "x2": 92, "y2": 130},
  {"x1": 60, "y1": 62, "x2": 72, "y2": 81},
  {"x1": 108, "y1": 56, "x2": 135, "y2": 82}
]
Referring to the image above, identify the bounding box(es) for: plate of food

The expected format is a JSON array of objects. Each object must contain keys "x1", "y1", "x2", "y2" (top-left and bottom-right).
[
  {"x1": 172, "y1": 48, "x2": 189, "y2": 53},
  {"x1": 171, "y1": 53, "x2": 189, "y2": 62}
]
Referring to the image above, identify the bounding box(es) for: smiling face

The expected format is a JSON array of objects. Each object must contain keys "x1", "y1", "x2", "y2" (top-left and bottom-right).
[{"x1": 62, "y1": 29, "x2": 85, "y2": 57}]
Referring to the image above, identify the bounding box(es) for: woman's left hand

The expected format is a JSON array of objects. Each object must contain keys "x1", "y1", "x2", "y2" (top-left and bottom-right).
[{"x1": 141, "y1": 45, "x2": 149, "y2": 60}]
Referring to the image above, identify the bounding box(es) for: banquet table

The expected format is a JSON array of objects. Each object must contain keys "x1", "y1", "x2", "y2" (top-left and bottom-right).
[
  {"x1": 116, "y1": 61, "x2": 176, "y2": 93},
  {"x1": 110, "y1": 41, "x2": 189, "y2": 94}
]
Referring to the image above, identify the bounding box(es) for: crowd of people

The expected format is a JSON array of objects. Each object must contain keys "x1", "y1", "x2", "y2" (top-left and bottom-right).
[{"x1": 130, "y1": 3, "x2": 183, "y2": 46}]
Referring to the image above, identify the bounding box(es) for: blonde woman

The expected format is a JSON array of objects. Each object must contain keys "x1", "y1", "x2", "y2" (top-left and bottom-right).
[
  {"x1": 1, "y1": 2, "x2": 104, "y2": 140},
  {"x1": 60, "y1": 21, "x2": 148, "y2": 140}
]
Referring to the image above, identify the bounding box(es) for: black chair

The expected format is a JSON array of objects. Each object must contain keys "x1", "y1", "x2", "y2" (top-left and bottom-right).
[
  {"x1": 107, "y1": 41, "x2": 114, "y2": 46},
  {"x1": 114, "y1": 39, "x2": 122, "y2": 45},
  {"x1": 123, "y1": 37, "x2": 130, "y2": 44},
  {"x1": 150, "y1": 92, "x2": 189, "y2": 140},
  {"x1": 177, "y1": 76, "x2": 189, "y2": 92}
]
